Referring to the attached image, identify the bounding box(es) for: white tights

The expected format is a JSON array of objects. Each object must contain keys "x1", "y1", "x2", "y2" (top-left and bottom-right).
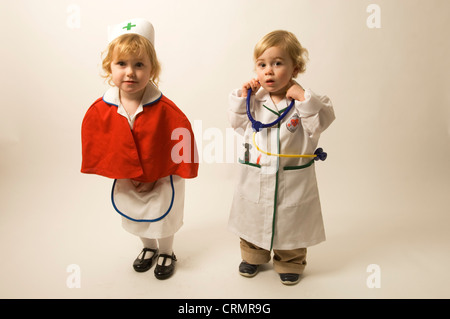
[{"x1": 140, "y1": 235, "x2": 174, "y2": 265}]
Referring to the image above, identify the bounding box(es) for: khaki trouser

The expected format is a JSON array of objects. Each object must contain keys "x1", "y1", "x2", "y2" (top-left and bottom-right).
[{"x1": 240, "y1": 238, "x2": 307, "y2": 274}]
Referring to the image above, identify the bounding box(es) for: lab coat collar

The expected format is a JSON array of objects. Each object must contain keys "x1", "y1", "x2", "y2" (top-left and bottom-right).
[
  {"x1": 102, "y1": 83, "x2": 162, "y2": 107},
  {"x1": 254, "y1": 87, "x2": 290, "y2": 114},
  {"x1": 254, "y1": 87, "x2": 270, "y2": 102}
]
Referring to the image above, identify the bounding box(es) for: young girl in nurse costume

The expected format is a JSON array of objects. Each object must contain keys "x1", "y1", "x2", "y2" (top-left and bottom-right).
[
  {"x1": 228, "y1": 30, "x2": 335, "y2": 285},
  {"x1": 81, "y1": 19, "x2": 198, "y2": 280}
]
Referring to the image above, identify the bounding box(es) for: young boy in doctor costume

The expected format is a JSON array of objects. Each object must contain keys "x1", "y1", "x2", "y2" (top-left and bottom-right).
[
  {"x1": 228, "y1": 30, "x2": 335, "y2": 285},
  {"x1": 81, "y1": 19, "x2": 198, "y2": 280}
]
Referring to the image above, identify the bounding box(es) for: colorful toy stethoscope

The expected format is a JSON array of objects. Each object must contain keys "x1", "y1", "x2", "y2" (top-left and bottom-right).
[{"x1": 246, "y1": 88, "x2": 327, "y2": 161}]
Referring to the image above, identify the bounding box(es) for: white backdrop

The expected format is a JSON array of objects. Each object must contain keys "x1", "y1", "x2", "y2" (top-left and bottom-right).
[{"x1": 1, "y1": 0, "x2": 449, "y2": 298}]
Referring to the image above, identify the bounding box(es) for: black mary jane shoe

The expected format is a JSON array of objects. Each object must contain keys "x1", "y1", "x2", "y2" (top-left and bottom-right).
[
  {"x1": 154, "y1": 253, "x2": 177, "y2": 280},
  {"x1": 133, "y1": 248, "x2": 158, "y2": 272},
  {"x1": 239, "y1": 261, "x2": 259, "y2": 277}
]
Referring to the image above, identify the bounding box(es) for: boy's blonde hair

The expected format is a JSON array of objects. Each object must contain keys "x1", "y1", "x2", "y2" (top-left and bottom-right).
[
  {"x1": 254, "y1": 30, "x2": 309, "y2": 77},
  {"x1": 101, "y1": 33, "x2": 161, "y2": 86}
]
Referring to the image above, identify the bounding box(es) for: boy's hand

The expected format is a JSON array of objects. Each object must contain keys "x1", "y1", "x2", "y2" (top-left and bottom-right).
[
  {"x1": 241, "y1": 79, "x2": 261, "y2": 97},
  {"x1": 286, "y1": 80, "x2": 305, "y2": 102}
]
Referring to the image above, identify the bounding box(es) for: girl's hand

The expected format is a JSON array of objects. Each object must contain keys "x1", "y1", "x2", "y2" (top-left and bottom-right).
[
  {"x1": 286, "y1": 80, "x2": 305, "y2": 102},
  {"x1": 241, "y1": 79, "x2": 260, "y2": 97}
]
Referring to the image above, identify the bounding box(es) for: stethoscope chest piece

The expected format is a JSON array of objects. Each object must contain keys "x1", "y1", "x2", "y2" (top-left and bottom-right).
[{"x1": 314, "y1": 148, "x2": 327, "y2": 161}]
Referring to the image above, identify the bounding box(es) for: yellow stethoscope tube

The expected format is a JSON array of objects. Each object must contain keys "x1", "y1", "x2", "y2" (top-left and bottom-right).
[{"x1": 252, "y1": 132, "x2": 317, "y2": 158}]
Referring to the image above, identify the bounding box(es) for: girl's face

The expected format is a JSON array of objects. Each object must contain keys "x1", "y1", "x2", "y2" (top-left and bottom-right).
[
  {"x1": 255, "y1": 46, "x2": 298, "y2": 101},
  {"x1": 110, "y1": 50, "x2": 152, "y2": 98}
]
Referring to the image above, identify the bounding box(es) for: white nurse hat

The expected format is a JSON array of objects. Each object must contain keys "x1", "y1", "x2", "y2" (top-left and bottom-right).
[{"x1": 107, "y1": 18, "x2": 155, "y2": 46}]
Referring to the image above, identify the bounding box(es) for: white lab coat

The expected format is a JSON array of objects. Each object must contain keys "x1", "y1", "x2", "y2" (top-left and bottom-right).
[
  {"x1": 227, "y1": 87, "x2": 335, "y2": 250},
  {"x1": 105, "y1": 85, "x2": 185, "y2": 239}
]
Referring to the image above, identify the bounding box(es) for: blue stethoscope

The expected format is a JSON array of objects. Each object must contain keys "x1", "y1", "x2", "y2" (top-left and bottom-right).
[
  {"x1": 246, "y1": 88, "x2": 327, "y2": 161},
  {"x1": 246, "y1": 88, "x2": 295, "y2": 133}
]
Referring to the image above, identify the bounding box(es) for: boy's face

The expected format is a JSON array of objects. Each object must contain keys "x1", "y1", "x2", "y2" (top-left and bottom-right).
[
  {"x1": 110, "y1": 49, "x2": 152, "y2": 97},
  {"x1": 255, "y1": 46, "x2": 297, "y2": 100}
]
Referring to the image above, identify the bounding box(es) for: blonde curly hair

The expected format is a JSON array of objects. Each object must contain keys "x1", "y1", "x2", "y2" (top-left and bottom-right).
[
  {"x1": 254, "y1": 30, "x2": 309, "y2": 77},
  {"x1": 101, "y1": 33, "x2": 161, "y2": 86}
]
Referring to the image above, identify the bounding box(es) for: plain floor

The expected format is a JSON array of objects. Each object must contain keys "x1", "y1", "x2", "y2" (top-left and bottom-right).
[{"x1": 1, "y1": 162, "x2": 449, "y2": 300}]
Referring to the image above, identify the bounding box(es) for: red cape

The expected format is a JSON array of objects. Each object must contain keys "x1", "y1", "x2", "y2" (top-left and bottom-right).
[{"x1": 81, "y1": 92, "x2": 198, "y2": 182}]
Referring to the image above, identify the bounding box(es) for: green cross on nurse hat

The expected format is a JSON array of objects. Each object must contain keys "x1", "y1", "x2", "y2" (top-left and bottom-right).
[{"x1": 107, "y1": 18, "x2": 155, "y2": 45}]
